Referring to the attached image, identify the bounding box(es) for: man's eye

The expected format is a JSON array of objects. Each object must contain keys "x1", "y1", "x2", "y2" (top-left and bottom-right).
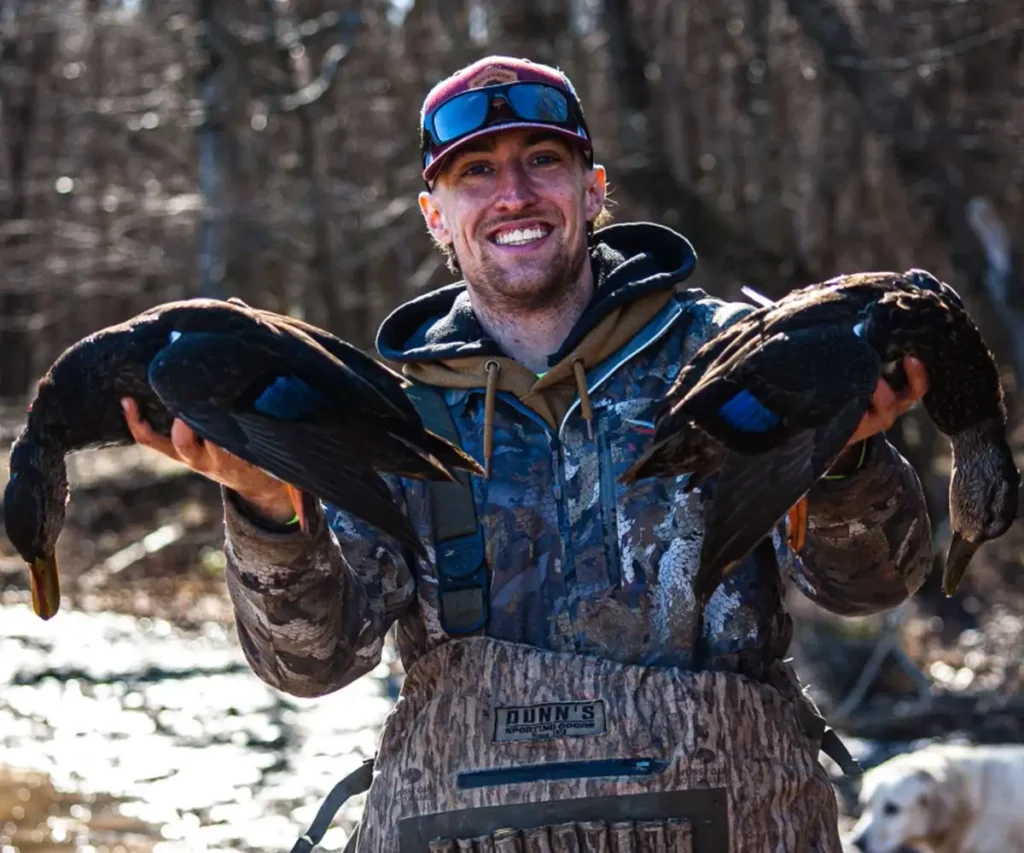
[
  {"x1": 533, "y1": 153, "x2": 560, "y2": 165},
  {"x1": 461, "y1": 163, "x2": 492, "y2": 177}
]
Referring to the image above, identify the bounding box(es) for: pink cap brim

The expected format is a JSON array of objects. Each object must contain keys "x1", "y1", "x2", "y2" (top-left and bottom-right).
[{"x1": 422, "y1": 121, "x2": 593, "y2": 183}]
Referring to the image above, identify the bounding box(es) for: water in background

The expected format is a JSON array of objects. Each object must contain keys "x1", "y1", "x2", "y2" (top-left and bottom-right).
[{"x1": 0, "y1": 604, "x2": 396, "y2": 852}]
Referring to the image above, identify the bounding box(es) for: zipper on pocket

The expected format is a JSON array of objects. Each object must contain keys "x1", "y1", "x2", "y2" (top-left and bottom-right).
[{"x1": 457, "y1": 757, "x2": 666, "y2": 789}]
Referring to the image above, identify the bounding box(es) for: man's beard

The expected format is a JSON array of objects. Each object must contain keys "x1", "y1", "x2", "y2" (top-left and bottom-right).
[{"x1": 467, "y1": 230, "x2": 590, "y2": 313}]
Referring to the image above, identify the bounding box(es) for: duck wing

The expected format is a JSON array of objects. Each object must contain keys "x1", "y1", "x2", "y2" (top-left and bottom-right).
[
  {"x1": 620, "y1": 311, "x2": 776, "y2": 484},
  {"x1": 691, "y1": 330, "x2": 881, "y2": 602},
  {"x1": 686, "y1": 318, "x2": 879, "y2": 440},
  {"x1": 167, "y1": 402, "x2": 425, "y2": 555},
  {"x1": 238, "y1": 309, "x2": 481, "y2": 476},
  {"x1": 253, "y1": 310, "x2": 420, "y2": 421},
  {"x1": 693, "y1": 392, "x2": 871, "y2": 604},
  {"x1": 144, "y1": 330, "x2": 469, "y2": 553},
  {"x1": 153, "y1": 323, "x2": 478, "y2": 474},
  {"x1": 625, "y1": 309, "x2": 874, "y2": 484}
]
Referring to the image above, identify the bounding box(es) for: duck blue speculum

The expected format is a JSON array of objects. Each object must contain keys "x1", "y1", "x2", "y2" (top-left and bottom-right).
[
  {"x1": 253, "y1": 375, "x2": 323, "y2": 419},
  {"x1": 717, "y1": 390, "x2": 781, "y2": 433}
]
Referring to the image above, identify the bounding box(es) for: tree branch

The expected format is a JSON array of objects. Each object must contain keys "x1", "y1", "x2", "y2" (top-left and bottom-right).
[
  {"x1": 261, "y1": 1, "x2": 359, "y2": 333},
  {"x1": 783, "y1": 0, "x2": 1024, "y2": 380},
  {"x1": 614, "y1": 165, "x2": 820, "y2": 292},
  {"x1": 200, "y1": 9, "x2": 360, "y2": 112},
  {"x1": 272, "y1": 15, "x2": 360, "y2": 114}
]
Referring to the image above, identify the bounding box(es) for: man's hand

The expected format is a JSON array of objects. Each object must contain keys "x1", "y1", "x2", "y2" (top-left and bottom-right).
[
  {"x1": 121, "y1": 398, "x2": 295, "y2": 524},
  {"x1": 846, "y1": 355, "x2": 930, "y2": 446},
  {"x1": 825, "y1": 355, "x2": 929, "y2": 477}
]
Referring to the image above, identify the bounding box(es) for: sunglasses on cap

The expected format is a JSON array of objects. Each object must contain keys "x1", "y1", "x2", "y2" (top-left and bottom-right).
[{"x1": 422, "y1": 82, "x2": 591, "y2": 167}]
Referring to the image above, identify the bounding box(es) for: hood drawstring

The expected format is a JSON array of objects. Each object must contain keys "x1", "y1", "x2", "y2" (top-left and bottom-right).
[
  {"x1": 481, "y1": 358, "x2": 592, "y2": 478},
  {"x1": 571, "y1": 358, "x2": 595, "y2": 441},
  {"x1": 483, "y1": 359, "x2": 500, "y2": 479}
]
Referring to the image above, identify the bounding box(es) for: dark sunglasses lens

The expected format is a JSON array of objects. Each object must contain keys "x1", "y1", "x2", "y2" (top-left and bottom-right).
[
  {"x1": 507, "y1": 83, "x2": 570, "y2": 123},
  {"x1": 431, "y1": 90, "x2": 490, "y2": 144}
]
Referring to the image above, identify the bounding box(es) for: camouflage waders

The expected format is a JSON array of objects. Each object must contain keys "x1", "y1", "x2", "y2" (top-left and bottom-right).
[{"x1": 349, "y1": 637, "x2": 842, "y2": 852}]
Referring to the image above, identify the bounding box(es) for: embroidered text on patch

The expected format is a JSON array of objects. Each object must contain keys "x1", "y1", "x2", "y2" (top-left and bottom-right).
[
  {"x1": 493, "y1": 700, "x2": 606, "y2": 742},
  {"x1": 468, "y1": 67, "x2": 519, "y2": 88}
]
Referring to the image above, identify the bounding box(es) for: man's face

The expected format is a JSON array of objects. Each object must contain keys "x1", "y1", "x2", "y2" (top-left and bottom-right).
[{"x1": 419, "y1": 129, "x2": 607, "y2": 310}]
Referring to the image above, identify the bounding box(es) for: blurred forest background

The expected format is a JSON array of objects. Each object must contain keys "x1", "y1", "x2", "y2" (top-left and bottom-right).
[{"x1": 1, "y1": 0, "x2": 1024, "y2": 850}]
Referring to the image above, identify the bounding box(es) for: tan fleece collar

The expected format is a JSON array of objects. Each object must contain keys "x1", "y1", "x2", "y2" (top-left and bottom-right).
[{"x1": 402, "y1": 289, "x2": 674, "y2": 430}]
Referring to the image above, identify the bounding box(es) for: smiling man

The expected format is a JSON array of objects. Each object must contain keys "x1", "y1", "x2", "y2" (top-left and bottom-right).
[
  {"x1": 126, "y1": 57, "x2": 934, "y2": 852},
  {"x1": 421, "y1": 128, "x2": 603, "y2": 361}
]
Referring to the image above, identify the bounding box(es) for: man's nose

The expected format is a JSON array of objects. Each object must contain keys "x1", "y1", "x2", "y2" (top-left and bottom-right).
[{"x1": 493, "y1": 162, "x2": 537, "y2": 210}]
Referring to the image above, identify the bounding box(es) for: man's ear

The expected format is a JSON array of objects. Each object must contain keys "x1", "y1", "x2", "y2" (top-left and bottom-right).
[
  {"x1": 583, "y1": 164, "x2": 607, "y2": 222},
  {"x1": 419, "y1": 191, "x2": 451, "y2": 245}
]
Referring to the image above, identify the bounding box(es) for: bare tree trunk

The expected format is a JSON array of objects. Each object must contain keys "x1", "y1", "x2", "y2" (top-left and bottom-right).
[
  {"x1": 602, "y1": 0, "x2": 651, "y2": 156},
  {"x1": 742, "y1": 0, "x2": 792, "y2": 255},
  {"x1": 89, "y1": 0, "x2": 110, "y2": 263},
  {"x1": 598, "y1": 0, "x2": 818, "y2": 290},
  {"x1": 195, "y1": 0, "x2": 243, "y2": 299},
  {"x1": 0, "y1": 4, "x2": 54, "y2": 396},
  {"x1": 782, "y1": 0, "x2": 1023, "y2": 385},
  {"x1": 437, "y1": 0, "x2": 473, "y2": 57},
  {"x1": 492, "y1": 0, "x2": 567, "y2": 60},
  {"x1": 262, "y1": 0, "x2": 340, "y2": 332}
]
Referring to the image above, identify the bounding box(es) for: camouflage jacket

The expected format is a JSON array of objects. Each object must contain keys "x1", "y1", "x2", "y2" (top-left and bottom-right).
[{"x1": 223, "y1": 223, "x2": 932, "y2": 698}]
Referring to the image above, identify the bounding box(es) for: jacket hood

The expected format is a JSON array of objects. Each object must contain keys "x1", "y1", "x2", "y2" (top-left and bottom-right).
[{"x1": 376, "y1": 222, "x2": 697, "y2": 367}]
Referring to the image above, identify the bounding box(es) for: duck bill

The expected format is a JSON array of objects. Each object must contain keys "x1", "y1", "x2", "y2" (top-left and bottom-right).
[
  {"x1": 28, "y1": 555, "x2": 61, "y2": 620},
  {"x1": 284, "y1": 483, "x2": 311, "y2": 533},
  {"x1": 942, "y1": 532, "x2": 980, "y2": 597}
]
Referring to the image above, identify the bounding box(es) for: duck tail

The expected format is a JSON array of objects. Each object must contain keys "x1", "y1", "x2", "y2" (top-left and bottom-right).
[
  {"x1": 311, "y1": 472, "x2": 428, "y2": 559},
  {"x1": 382, "y1": 429, "x2": 485, "y2": 481},
  {"x1": 620, "y1": 422, "x2": 724, "y2": 488},
  {"x1": 416, "y1": 429, "x2": 486, "y2": 477}
]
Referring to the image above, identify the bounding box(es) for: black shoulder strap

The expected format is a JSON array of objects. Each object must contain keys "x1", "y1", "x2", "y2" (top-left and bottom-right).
[
  {"x1": 289, "y1": 757, "x2": 374, "y2": 853},
  {"x1": 403, "y1": 382, "x2": 490, "y2": 635}
]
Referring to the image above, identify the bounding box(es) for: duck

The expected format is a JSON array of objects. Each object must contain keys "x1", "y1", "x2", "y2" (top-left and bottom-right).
[
  {"x1": 3, "y1": 297, "x2": 484, "y2": 620},
  {"x1": 621, "y1": 269, "x2": 1019, "y2": 625}
]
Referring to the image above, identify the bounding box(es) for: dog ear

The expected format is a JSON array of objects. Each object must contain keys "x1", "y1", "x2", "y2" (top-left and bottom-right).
[
  {"x1": 914, "y1": 769, "x2": 937, "y2": 809},
  {"x1": 917, "y1": 763, "x2": 972, "y2": 839}
]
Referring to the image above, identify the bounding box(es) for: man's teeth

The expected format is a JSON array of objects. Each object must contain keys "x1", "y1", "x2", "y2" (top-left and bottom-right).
[{"x1": 494, "y1": 226, "x2": 548, "y2": 246}]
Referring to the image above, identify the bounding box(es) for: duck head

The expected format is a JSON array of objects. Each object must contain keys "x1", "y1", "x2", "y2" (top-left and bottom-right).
[
  {"x1": 904, "y1": 268, "x2": 965, "y2": 309},
  {"x1": 945, "y1": 418, "x2": 1020, "y2": 596},
  {"x1": 2, "y1": 431, "x2": 67, "y2": 619}
]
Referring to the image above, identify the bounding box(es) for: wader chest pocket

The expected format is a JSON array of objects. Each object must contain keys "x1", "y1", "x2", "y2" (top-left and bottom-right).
[{"x1": 400, "y1": 789, "x2": 727, "y2": 852}]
